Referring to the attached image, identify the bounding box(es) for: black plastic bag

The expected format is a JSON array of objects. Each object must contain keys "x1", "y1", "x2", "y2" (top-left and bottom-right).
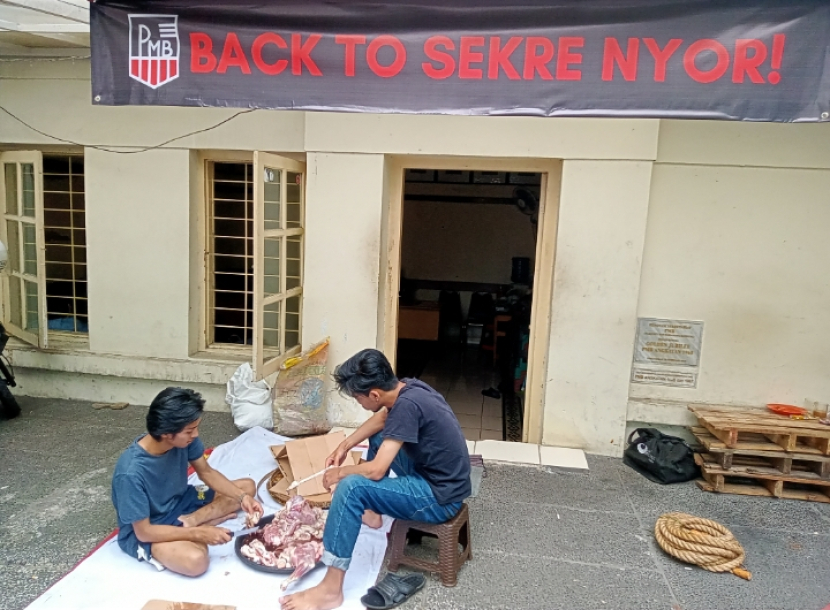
[{"x1": 623, "y1": 428, "x2": 700, "y2": 484}]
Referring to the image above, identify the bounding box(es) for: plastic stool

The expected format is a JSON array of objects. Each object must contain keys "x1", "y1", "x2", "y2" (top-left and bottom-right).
[{"x1": 386, "y1": 503, "x2": 472, "y2": 587}]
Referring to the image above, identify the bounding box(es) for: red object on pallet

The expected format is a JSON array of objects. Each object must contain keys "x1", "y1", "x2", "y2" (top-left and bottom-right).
[{"x1": 767, "y1": 403, "x2": 807, "y2": 416}]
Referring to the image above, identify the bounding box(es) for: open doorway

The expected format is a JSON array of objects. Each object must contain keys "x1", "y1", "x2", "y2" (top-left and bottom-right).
[{"x1": 395, "y1": 169, "x2": 542, "y2": 442}]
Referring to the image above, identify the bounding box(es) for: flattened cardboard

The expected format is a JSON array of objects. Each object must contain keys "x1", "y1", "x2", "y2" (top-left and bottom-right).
[
  {"x1": 141, "y1": 601, "x2": 235, "y2": 610},
  {"x1": 268, "y1": 432, "x2": 361, "y2": 503},
  {"x1": 287, "y1": 434, "x2": 344, "y2": 496}
]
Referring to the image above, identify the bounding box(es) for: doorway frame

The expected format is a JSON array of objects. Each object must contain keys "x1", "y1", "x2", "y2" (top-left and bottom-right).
[{"x1": 379, "y1": 155, "x2": 562, "y2": 444}]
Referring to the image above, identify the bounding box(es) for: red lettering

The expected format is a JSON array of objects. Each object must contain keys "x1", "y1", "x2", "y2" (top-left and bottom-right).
[
  {"x1": 335, "y1": 35, "x2": 366, "y2": 77},
  {"x1": 252, "y1": 33, "x2": 288, "y2": 76},
  {"x1": 643, "y1": 38, "x2": 682, "y2": 82},
  {"x1": 217, "y1": 33, "x2": 251, "y2": 74},
  {"x1": 422, "y1": 36, "x2": 455, "y2": 79},
  {"x1": 732, "y1": 39, "x2": 767, "y2": 83},
  {"x1": 523, "y1": 37, "x2": 554, "y2": 80},
  {"x1": 602, "y1": 38, "x2": 639, "y2": 81},
  {"x1": 292, "y1": 34, "x2": 322, "y2": 76},
  {"x1": 488, "y1": 36, "x2": 522, "y2": 80},
  {"x1": 684, "y1": 39, "x2": 729, "y2": 83},
  {"x1": 459, "y1": 36, "x2": 485, "y2": 79},
  {"x1": 556, "y1": 37, "x2": 583, "y2": 80},
  {"x1": 768, "y1": 34, "x2": 785, "y2": 85},
  {"x1": 190, "y1": 32, "x2": 217, "y2": 73},
  {"x1": 366, "y1": 35, "x2": 406, "y2": 78}
]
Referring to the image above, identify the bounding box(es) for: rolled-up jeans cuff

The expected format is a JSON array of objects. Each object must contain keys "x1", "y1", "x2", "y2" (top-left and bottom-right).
[{"x1": 322, "y1": 549, "x2": 351, "y2": 571}]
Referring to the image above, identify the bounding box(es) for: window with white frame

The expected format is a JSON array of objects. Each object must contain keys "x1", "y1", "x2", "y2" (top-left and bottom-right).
[
  {"x1": 0, "y1": 151, "x2": 88, "y2": 349},
  {"x1": 206, "y1": 153, "x2": 305, "y2": 379},
  {"x1": 43, "y1": 155, "x2": 87, "y2": 334},
  {"x1": 209, "y1": 161, "x2": 254, "y2": 346}
]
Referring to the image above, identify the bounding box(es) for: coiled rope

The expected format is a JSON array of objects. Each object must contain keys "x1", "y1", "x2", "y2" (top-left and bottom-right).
[{"x1": 654, "y1": 512, "x2": 752, "y2": 580}]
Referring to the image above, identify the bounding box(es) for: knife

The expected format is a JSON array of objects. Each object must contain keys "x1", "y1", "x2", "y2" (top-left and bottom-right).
[
  {"x1": 286, "y1": 465, "x2": 334, "y2": 492},
  {"x1": 233, "y1": 513, "x2": 276, "y2": 537}
]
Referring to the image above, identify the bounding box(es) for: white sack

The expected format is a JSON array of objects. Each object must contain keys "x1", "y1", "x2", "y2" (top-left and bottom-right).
[{"x1": 226, "y1": 362, "x2": 273, "y2": 431}]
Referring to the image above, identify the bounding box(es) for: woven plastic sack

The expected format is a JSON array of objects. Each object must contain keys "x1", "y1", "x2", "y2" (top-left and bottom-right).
[
  {"x1": 272, "y1": 339, "x2": 332, "y2": 436},
  {"x1": 226, "y1": 362, "x2": 273, "y2": 431}
]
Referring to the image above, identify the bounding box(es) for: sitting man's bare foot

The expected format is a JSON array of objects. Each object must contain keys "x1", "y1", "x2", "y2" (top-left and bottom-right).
[
  {"x1": 361, "y1": 509, "x2": 383, "y2": 529},
  {"x1": 203, "y1": 511, "x2": 237, "y2": 527},
  {"x1": 177, "y1": 513, "x2": 198, "y2": 528},
  {"x1": 178, "y1": 511, "x2": 236, "y2": 528},
  {"x1": 279, "y1": 585, "x2": 343, "y2": 610}
]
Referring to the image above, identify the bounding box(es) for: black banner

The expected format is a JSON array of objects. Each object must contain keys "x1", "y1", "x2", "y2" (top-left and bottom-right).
[{"x1": 90, "y1": 0, "x2": 830, "y2": 122}]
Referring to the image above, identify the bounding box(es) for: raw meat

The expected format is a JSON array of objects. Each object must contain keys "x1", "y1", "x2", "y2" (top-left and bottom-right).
[
  {"x1": 244, "y1": 509, "x2": 262, "y2": 529},
  {"x1": 280, "y1": 540, "x2": 324, "y2": 591},
  {"x1": 239, "y1": 495, "x2": 326, "y2": 589}
]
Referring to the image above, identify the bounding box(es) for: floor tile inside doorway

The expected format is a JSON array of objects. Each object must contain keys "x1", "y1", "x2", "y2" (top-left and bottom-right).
[{"x1": 417, "y1": 345, "x2": 503, "y2": 442}]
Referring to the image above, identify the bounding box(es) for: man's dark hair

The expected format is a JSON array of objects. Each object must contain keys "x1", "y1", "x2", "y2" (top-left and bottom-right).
[
  {"x1": 146, "y1": 387, "x2": 205, "y2": 440},
  {"x1": 333, "y1": 349, "x2": 398, "y2": 397}
]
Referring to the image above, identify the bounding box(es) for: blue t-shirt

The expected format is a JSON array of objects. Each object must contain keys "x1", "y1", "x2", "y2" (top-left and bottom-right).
[
  {"x1": 111, "y1": 435, "x2": 205, "y2": 546},
  {"x1": 383, "y1": 378, "x2": 471, "y2": 504}
]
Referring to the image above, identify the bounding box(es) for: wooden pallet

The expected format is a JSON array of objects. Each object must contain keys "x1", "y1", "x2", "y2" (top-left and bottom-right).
[
  {"x1": 691, "y1": 427, "x2": 830, "y2": 477},
  {"x1": 689, "y1": 406, "x2": 830, "y2": 454},
  {"x1": 695, "y1": 479, "x2": 830, "y2": 503},
  {"x1": 695, "y1": 452, "x2": 830, "y2": 502}
]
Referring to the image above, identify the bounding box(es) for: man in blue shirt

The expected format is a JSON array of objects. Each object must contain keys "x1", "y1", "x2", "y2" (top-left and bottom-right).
[
  {"x1": 280, "y1": 349, "x2": 470, "y2": 610},
  {"x1": 111, "y1": 387, "x2": 263, "y2": 576}
]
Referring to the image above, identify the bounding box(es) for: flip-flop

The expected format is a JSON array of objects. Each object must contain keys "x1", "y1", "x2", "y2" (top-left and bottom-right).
[
  {"x1": 481, "y1": 387, "x2": 501, "y2": 399},
  {"x1": 360, "y1": 573, "x2": 426, "y2": 610}
]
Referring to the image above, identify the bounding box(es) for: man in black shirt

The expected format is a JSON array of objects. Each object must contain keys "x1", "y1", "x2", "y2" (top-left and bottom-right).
[{"x1": 280, "y1": 349, "x2": 470, "y2": 610}]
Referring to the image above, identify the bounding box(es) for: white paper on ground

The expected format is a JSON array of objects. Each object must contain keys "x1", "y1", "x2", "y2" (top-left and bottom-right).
[{"x1": 25, "y1": 427, "x2": 389, "y2": 610}]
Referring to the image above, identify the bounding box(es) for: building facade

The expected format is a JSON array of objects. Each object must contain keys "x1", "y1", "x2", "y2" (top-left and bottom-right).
[{"x1": 2, "y1": 57, "x2": 829, "y2": 456}]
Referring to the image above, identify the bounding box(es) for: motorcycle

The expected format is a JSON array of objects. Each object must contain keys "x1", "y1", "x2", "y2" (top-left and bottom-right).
[
  {"x1": 0, "y1": 239, "x2": 20, "y2": 419},
  {"x1": 0, "y1": 322, "x2": 20, "y2": 420}
]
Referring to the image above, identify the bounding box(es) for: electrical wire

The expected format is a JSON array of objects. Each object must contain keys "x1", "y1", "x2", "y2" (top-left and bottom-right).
[
  {"x1": 0, "y1": 55, "x2": 90, "y2": 62},
  {"x1": 0, "y1": 104, "x2": 257, "y2": 154}
]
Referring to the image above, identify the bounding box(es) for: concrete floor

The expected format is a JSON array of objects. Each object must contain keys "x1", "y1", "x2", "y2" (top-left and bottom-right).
[{"x1": 2, "y1": 396, "x2": 830, "y2": 610}]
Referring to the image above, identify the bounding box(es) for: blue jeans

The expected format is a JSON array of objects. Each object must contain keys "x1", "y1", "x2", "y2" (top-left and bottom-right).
[{"x1": 322, "y1": 432, "x2": 462, "y2": 570}]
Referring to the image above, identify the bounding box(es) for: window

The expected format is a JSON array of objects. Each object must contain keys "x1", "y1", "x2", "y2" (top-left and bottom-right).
[
  {"x1": 43, "y1": 155, "x2": 87, "y2": 334},
  {"x1": 207, "y1": 153, "x2": 305, "y2": 379},
  {"x1": 0, "y1": 151, "x2": 88, "y2": 348},
  {"x1": 209, "y1": 161, "x2": 254, "y2": 346}
]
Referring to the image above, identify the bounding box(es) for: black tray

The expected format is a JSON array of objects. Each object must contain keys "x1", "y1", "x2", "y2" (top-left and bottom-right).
[{"x1": 234, "y1": 516, "x2": 322, "y2": 575}]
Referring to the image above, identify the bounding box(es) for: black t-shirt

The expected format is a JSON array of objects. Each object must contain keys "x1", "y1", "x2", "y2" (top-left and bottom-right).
[{"x1": 382, "y1": 378, "x2": 471, "y2": 504}]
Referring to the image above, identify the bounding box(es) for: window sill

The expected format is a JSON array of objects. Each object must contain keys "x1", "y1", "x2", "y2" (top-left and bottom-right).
[
  {"x1": 7, "y1": 333, "x2": 90, "y2": 353},
  {"x1": 190, "y1": 348, "x2": 252, "y2": 365},
  {"x1": 48, "y1": 331, "x2": 91, "y2": 351},
  {"x1": 6, "y1": 344, "x2": 245, "y2": 384}
]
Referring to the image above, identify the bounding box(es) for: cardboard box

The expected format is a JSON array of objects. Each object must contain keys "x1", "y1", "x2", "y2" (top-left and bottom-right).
[{"x1": 269, "y1": 432, "x2": 363, "y2": 504}]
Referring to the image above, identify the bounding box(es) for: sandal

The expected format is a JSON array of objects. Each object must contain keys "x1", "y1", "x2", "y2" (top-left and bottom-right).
[
  {"x1": 360, "y1": 573, "x2": 426, "y2": 609},
  {"x1": 481, "y1": 387, "x2": 501, "y2": 399}
]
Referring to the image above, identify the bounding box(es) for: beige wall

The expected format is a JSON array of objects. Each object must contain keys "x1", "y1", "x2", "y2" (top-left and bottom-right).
[
  {"x1": 6, "y1": 62, "x2": 830, "y2": 457},
  {"x1": 628, "y1": 120, "x2": 830, "y2": 428},
  {"x1": 630, "y1": 163, "x2": 830, "y2": 424},
  {"x1": 12, "y1": 360, "x2": 230, "y2": 409},
  {"x1": 401, "y1": 202, "x2": 536, "y2": 284},
  {"x1": 302, "y1": 152, "x2": 386, "y2": 427},
  {"x1": 0, "y1": 60, "x2": 305, "y2": 151},
  {"x1": 542, "y1": 160, "x2": 654, "y2": 456},
  {"x1": 656, "y1": 120, "x2": 830, "y2": 169},
  {"x1": 85, "y1": 148, "x2": 192, "y2": 358},
  {"x1": 305, "y1": 112, "x2": 659, "y2": 160}
]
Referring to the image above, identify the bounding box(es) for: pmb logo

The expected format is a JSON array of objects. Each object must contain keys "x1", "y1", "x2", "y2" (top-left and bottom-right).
[{"x1": 128, "y1": 14, "x2": 179, "y2": 89}]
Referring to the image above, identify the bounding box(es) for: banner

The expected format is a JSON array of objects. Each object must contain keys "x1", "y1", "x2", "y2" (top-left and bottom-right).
[{"x1": 90, "y1": 0, "x2": 830, "y2": 122}]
